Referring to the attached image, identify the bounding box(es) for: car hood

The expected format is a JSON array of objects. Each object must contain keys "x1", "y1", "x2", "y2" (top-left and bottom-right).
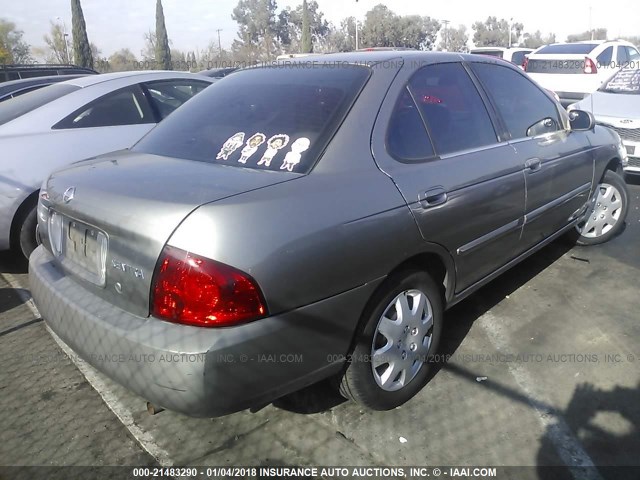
[
  {"x1": 42, "y1": 150, "x2": 300, "y2": 317},
  {"x1": 575, "y1": 91, "x2": 640, "y2": 121}
]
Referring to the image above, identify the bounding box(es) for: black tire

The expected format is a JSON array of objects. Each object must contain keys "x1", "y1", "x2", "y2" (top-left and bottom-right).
[
  {"x1": 573, "y1": 170, "x2": 629, "y2": 246},
  {"x1": 339, "y1": 269, "x2": 443, "y2": 410},
  {"x1": 18, "y1": 206, "x2": 38, "y2": 259}
]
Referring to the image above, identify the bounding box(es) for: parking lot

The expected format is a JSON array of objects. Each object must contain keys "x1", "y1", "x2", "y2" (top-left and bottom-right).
[{"x1": 0, "y1": 177, "x2": 637, "y2": 479}]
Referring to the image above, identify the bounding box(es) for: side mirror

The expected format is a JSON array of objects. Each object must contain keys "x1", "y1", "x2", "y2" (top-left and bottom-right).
[{"x1": 568, "y1": 110, "x2": 595, "y2": 131}]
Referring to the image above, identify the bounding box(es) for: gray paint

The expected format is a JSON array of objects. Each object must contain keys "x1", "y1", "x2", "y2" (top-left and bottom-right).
[{"x1": 31, "y1": 52, "x2": 625, "y2": 416}]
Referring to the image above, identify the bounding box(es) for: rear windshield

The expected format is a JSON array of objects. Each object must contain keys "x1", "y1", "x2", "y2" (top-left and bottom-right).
[
  {"x1": 133, "y1": 64, "x2": 370, "y2": 174},
  {"x1": 0, "y1": 84, "x2": 79, "y2": 126},
  {"x1": 600, "y1": 67, "x2": 640, "y2": 94},
  {"x1": 536, "y1": 43, "x2": 599, "y2": 55}
]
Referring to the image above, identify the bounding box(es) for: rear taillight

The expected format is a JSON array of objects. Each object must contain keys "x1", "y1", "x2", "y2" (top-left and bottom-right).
[
  {"x1": 522, "y1": 57, "x2": 529, "y2": 70},
  {"x1": 584, "y1": 57, "x2": 597, "y2": 74},
  {"x1": 151, "y1": 246, "x2": 267, "y2": 327}
]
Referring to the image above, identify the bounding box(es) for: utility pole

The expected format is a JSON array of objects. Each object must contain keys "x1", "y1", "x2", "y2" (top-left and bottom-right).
[
  {"x1": 442, "y1": 19, "x2": 450, "y2": 51},
  {"x1": 216, "y1": 29, "x2": 223, "y2": 55},
  {"x1": 589, "y1": 6, "x2": 594, "y2": 40}
]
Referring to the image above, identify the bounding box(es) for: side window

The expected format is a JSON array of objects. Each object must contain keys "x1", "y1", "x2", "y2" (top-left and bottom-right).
[
  {"x1": 472, "y1": 63, "x2": 561, "y2": 139},
  {"x1": 597, "y1": 46, "x2": 613, "y2": 65},
  {"x1": 54, "y1": 85, "x2": 154, "y2": 129},
  {"x1": 386, "y1": 88, "x2": 435, "y2": 161},
  {"x1": 616, "y1": 47, "x2": 630, "y2": 64},
  {"x1": 143, "y1": 80, "x2": 210, "y2": 120},
  {"x1": 511, "y1": 51, "x2": 527, "y2": 66},
  {"x1": 408, "y1": 63, "x2": 497, "y2": 155},
  {"x1": 627, "y1": 47, "x2": 640, "y2": 62}
]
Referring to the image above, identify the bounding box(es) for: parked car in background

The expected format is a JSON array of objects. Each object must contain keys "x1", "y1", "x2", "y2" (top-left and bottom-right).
[
  {"x1": 569, "y1": 65, "x2": 640, "y2": 175},
  {"x1": 525, "y1": 40, "x2": 640, "y2": 106},
  {"x1": 0, "y1": 63, "x2": 98, "y2": 83},
  {"x1": 0, "y1": 75, "x2": 89, "y2": 103},
  {"x1": 198, "y1": 67, "x2": 238, "y2": 78},
  {"x1": 31, "y1": 52, "x2": 628, "y2": 418},
  {"x1": 0, "y1": 71, "x2": 215, "y2": 258},
  {"x1": 469, "y1": 47, "x2": 533, "y2": 68}
]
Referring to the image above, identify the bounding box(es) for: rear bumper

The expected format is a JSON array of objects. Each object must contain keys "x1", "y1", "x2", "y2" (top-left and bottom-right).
[{"x1": 30, "y1": 246, "x2": 381, "y2": 417}]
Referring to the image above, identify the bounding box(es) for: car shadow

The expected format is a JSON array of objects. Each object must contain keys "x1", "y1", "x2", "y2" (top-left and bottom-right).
[
  {"x1": 0, "y1": 250, "x2": 28, "y2": 274},
  {"x1": 425, "y1": 238, "x2": 573, "y2": 384}
]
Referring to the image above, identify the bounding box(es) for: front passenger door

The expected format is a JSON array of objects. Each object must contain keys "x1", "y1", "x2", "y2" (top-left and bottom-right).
[{"x1": 470, "y1": 62, "x2": 593, "y2": 247}]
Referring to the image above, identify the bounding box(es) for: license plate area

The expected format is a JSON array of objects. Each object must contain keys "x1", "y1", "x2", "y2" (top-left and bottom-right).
[{"x1": 50, "y1": 211, "x2": 108, "y2": 286}]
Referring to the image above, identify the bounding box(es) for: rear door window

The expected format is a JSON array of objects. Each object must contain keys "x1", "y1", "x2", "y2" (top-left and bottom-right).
[
  {"x1": 472, "y1": 63, "x2": 561, "y2": 140},
  {"x1": 597, "y1": 46, "x2": 613, "y2": 66},
  {"x1": 133, "y1": 64, "x2": 371, "y2": 173},
  {"x1": 386, "y1": 88, "x2": 435, "y2": 161},
  {"x1": 54, "y1": 85, "x2": 154, "y2": 129},
  {"x1": 407, "y1": 62, "x2": 498, "y2": 155}
]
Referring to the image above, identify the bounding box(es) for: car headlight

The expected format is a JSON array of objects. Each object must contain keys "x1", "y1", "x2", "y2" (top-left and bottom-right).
[
  {"x1": 37, "y1": 190, "x2": 50, "y2": 224},
  {"x1": 611, "y1": 131, "x2": 629, "y2": 166}
]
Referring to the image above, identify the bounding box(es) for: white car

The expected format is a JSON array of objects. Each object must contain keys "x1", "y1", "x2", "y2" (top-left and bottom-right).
[
  {"x1": 568, "y1": 66, "x2": 640, "y2": 175},
  {"x1": 469, "y1": 47, "x2": 533, "y2": 69},
  {"x1": 0, "y1": 71, "x2": 215, "y2": 258},
  {"x1": 525, "y1": 40, "x2": 640, "y2": 106}
]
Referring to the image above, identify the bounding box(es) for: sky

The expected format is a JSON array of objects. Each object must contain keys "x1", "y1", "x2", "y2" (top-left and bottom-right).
[{"x1": 2, "y1": 0, "x2": 639, "y2": 59}]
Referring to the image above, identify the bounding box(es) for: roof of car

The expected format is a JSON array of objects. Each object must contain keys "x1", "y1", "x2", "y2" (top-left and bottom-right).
[
  {"x1": 0, "y1": 75, "x2": 85, "y2": 92},
  {"x1": 60, "y1": 70, "x2": 211, "y2": 88},
  {"x1": 271, "y1": 50, "x2": 521, "y2": 69}
]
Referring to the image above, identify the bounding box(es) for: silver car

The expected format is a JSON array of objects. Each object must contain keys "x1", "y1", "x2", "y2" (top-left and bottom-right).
[
  {"x1": 569, "y1": 65, "x2": 640, "y2": 175},
  {"x1": 31, "y1": 52, "x2": 629, "y2": 417},
  {"x1": 0, "y1": 71, "x2": 214, "y2": 258}
]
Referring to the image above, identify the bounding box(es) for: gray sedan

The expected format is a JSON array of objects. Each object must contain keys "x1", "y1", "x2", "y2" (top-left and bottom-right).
[
  {"x1": 0, "y1": 71, "x2": 215, "y2": 259},
  {"x1": 31, "y1": 52, "x2": 629, "y2": 417}
]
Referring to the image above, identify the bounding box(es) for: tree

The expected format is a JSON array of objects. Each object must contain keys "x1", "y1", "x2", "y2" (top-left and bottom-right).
[
  {"x1": 141, "y1": 30, "x2": 157, "y2": 62},
  {"x1": 300, "y1": 0, "x2": 312, "y2": 53},
  {"x1": 621, "y1": 36, "x2": 640, "y2": 47},
  {"x1": 522, "y1": 30, "x2": 556, "y2": 49},
  {"x1": 438, "y1": 24, "x2": 469, "y2": 52},
  {"x1": 360, "y1": 5, "x2": 439, "y2": 50},
  {"x1": 566, "y1": 28, "x2": 607, "y2": 42},
  {"x1": 232, "y1": 0, "x2": 279, "y2": 61},
  {"x1": 0, "y1": 18, "x2": 32, "y2": 63},
  {"x1": 42, "y1": 21, "x2": 72, "y2": 63},
  {"x1": 472, "y1": 16, "x2": 523, "y2": 47},
  {"x1": 71, "y1": 0, "x2": 93, "y2": 68},
  {"x1": 155, "y1": 0, "x2": 172, "y2": 69},
  {"x1": 107, "y1": 48, "x2": 138, "y2": 72},
  {"x1": 277, "y1": 1, "x2": 330, "y2": 53},
  {"x1": 321, "y1": 17, "x2": 355, "y2": 53}
]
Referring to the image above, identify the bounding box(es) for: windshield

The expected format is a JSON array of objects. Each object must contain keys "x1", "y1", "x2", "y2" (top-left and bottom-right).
[
  {"x1": 599, "y1": 67, "x2": 640, "y2": 94},
  {"x1": 133, "y1": 64, "x2": 370, "y2": 174},
  {"x1": 0, "y1": 84, "x2": 80, "y2": 126},
  {"x1": 536, "y1": 43, "x2": 598, "y2": 55}
]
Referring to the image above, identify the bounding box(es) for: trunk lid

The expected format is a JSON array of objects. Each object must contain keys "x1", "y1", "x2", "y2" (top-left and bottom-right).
[{"x1": 43, "y1": 150, "x2": 299, "y2": 317}]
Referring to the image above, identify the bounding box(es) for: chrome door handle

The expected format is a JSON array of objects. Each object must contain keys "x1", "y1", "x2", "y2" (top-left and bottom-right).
[
  {"x1": 525, "y1": 158, "x2": 541, "y2": 172},
  {"x1": 419, "y1": 188, "x2": 448, "y2": 208}
]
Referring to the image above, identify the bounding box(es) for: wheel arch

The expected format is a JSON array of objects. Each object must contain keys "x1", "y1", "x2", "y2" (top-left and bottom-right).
[{"x1": 10, "y1": 189, "x2": 39, "y2": 250}]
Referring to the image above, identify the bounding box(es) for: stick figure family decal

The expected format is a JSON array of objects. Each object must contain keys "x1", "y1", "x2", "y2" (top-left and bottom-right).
[{"x1": 216, "y1": 132, "x2": 310, "y2": 172}]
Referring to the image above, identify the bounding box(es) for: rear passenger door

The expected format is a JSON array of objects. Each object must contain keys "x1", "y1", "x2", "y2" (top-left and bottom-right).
[
  {"x1": 372, "y1": 61, "x2": 526, "y2": 293},
  {"x1": 470, "y1": 62, "x2": 593, "y2": 247}
]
